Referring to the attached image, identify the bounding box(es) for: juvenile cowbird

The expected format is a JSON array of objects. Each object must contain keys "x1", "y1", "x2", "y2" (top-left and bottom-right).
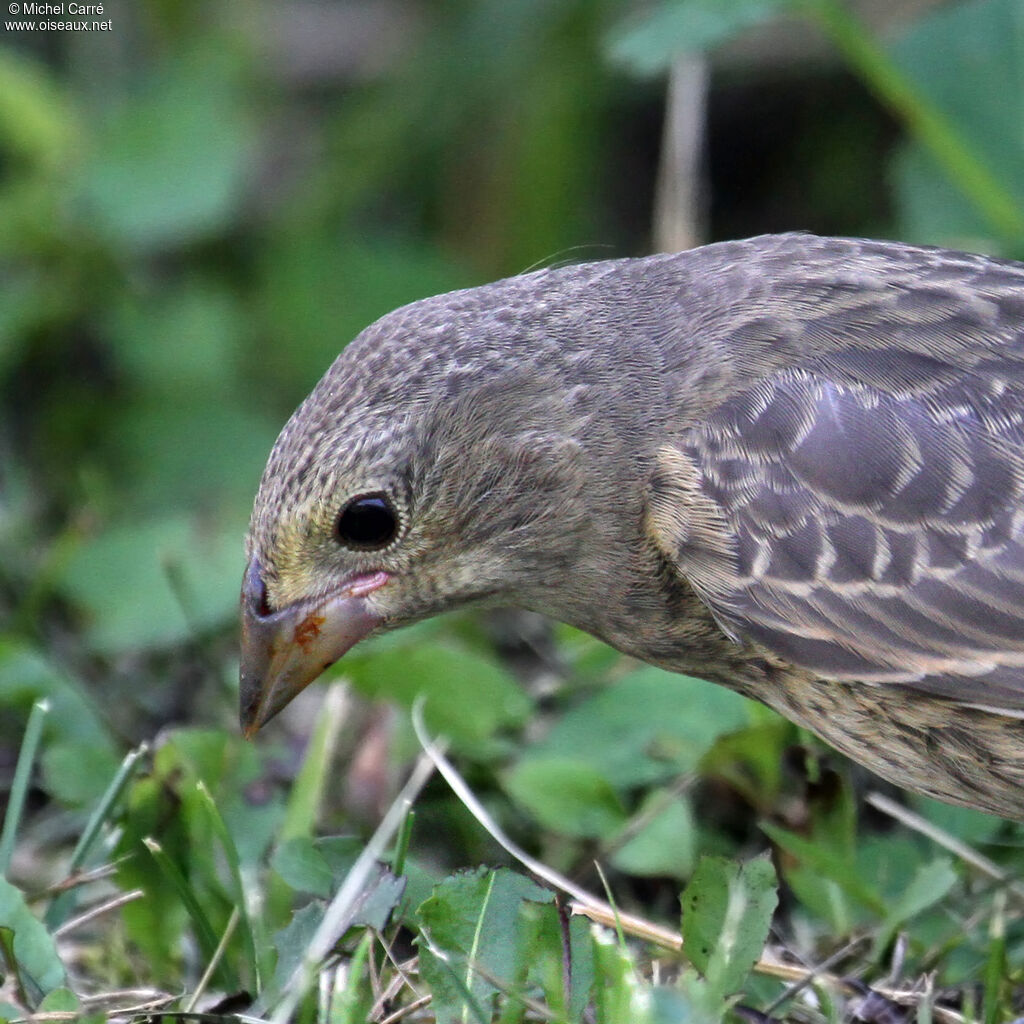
[{"x1": 242, "y1": 233, "x2": 1024, "y2": 820}]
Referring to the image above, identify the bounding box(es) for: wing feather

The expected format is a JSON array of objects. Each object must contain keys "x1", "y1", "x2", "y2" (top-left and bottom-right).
[{"x1": 671, "y1": 354, "x2": 1024, "y2": 709}]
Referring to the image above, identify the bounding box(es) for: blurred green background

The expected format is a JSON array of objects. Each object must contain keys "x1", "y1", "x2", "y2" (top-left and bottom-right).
[
  {"x1": 4, "y1": 0, "x2": 1024, "y2": 845},
  {"x1": 5, "y1": 0, "x2": 1022, "y2": 744},
  {"x1": 3, "y1": 0, "x2": 1024, "y2": 1007}
]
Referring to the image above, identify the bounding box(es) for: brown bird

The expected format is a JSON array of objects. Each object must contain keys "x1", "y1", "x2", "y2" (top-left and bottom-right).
[{"x1": 241, "y1": 233, "x2": 1024, "y2": 820}]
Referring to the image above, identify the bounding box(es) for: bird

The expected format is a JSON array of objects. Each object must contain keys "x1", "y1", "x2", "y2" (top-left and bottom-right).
[{"x1": 240, "y1": 232, "x2": 1024, "y2": 821}]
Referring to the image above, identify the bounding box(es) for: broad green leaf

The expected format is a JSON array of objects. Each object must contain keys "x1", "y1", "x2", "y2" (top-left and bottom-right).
[
  {"x1": 105, "y1": 279, "x2": 244, "y2": 396},
  {"x1": 264, "y1": 902, "x2": 324, "y2": 1009},
  {"x1": 521, "y1": 667, "x2": 750, "y2": 789},
  {"x1": 345, "y1": 641, "x2": 531, "y2": 747},
  {"x1": 519, "y1": 902, "x2": 596, "y2": 1022},
  {"x1": 316, "y1": 836, "x2": 365, "y2": 879},
  {"x1": 504, "y1": 757, "x2": 626, "y2": 838},
  {"x1": 701, "y1": 720, "x2": 794, "y2": 808},
  {"x1": 115, "y1": 729, "x2": 284, "y2": 981},
  {"x1": 271, "y1": 835, "x2": 366, "y2": 899},
  {"x1": 889, "y1": 0, "x2": 1024, "y2": 244},
  {"x1": 874, "y1": 858, "x2": 958, "y2": 957},
  {"x1": 351, "y1": 866, "x2": 407, "y2": 932},
  {"x1": 107, "y1": 399, "x2": 278, "y2": 513},
  {"x1": 60, "y1": 514, "x2": 246, "y2": 651},
  {"x1": 0, "y1": 640, "x2": 115, "y2": 757},
  {"x1": 113, "y1": 777, "x2": 188, "y2": 978},
  {"x1": 41, "y1": 741, "x2": 121, "y2": 807},
  {"x1": 607, "y1": 0, "x2": 790, "y2": 75},
  {"x1": 255, "y1": 235, "x2": 472, "y2": 400},
  {"x1": 681, "y1": 855, "x2": 777, "y2": 999},
  {"x1": 272, "y1": 838, "x2": 334, "y2": 899},
  {"x1": 78, "y1": 47, "x2": 254, "y2": 249},
  {"x1": 610, "y1": 792, "x2": 697, "y2": 878},
  {"x1": 417, "y1": 868, "x2": 552, "y2": 1024},
  {"x1": 857, "y1": 834, "x2": 928, "y2": 904},
  {"x1": 37, "y1": 987, "x2": 78, "y2": 1013},
  {"x1": 0, "y1": 879, "x2": 65, "y2": 1001},
  {"x1": 763, "y1": 821, "x2": 884, "y2": 915},
  {"x1": 153, "y1": 729, "x2": 285, "y2": 868},
  {"x1": 910, "y1": 794, "x2": 1006, "y2": 846}
]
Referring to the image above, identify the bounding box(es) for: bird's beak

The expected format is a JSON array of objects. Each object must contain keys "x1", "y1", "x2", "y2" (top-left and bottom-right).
[{"x1": 239, "y1": 560, "x2": 388, "y2": 736}]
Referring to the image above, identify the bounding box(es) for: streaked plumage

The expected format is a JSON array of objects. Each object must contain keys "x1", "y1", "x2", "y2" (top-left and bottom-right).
[{"x1": 242, "y1": 233, "x2": 1024, "y2": 820}]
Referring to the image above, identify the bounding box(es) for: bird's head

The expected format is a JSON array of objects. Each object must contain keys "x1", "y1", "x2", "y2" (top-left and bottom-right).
[{"x1": 239, "y1": 271, "x2": 636, "y2": 735}]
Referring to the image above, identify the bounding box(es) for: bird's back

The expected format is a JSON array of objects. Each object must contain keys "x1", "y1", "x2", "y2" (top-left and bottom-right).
[{"x1": 634, "y1": 235, "x2": 1024, "y2": 818}]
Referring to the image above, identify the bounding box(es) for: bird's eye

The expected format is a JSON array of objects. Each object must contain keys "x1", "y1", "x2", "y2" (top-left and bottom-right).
[{"x1": 334, "y1": 493, "x2": 400, "y2": 551}]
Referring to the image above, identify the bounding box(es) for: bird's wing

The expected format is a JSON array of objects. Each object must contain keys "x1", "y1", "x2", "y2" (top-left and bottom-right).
[{"x1": 650, "y1": 349, "x2": 1024, "y2": 710}]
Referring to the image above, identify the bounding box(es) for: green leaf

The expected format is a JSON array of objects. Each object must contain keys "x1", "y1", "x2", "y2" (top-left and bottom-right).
[
  {"x1": 889, "y1": 0, "x2": 1024, "y2": 244},
  {"x1": 346, "y1": 640, "x2": 531, "y2": 748},
  {"x1": 518, "y1": 902, "x2": 596, "y2": 1021},
  {"x1": 610, "y1": 792, "x2": 697, "y2": 878},
  {"x1": 909, "y1": 795, "x2": 1006, "y2": 844},
  {"x1": 0, "y1": 50, "x2": 77, "y2": 169},
  {"x1": 681, "y1": 856, "x2": 777, "y2": 1000},
  {"x1": 317, "y1": 836, "x2": 366, "y2": 879},
  {"x1": 60, "y1": 513, "x2": 246, "y2": 651},
  {"x1": 763, "y1": 821, "x2": 884, "y2": 915},
  {"x1": 0, "y1": 639, "x2": 115, "y2": 753},
  {"x1": 607, "y1": 0, "x2": 790, "y2": 75},
  {"x1": 142, "y1": 837, "x2": 229, "y2": 985},
  {"x1": 702, "y1": 720, "x2": 793, "y2": 807},
  {"x1": 256, "y1": 235, "x2": 472, "y2": 400},
  {"x1": 272, "y1": 838, "x2": 334, "y2": 899},
  {"x1": 592, "y1": 931, "x2": 635, "y2": 1024},
  {"x1": 521, "y1": 667, "x2": 750, "y2": 789},
  {"x1": 0, "y1": 699, "x2": 48, "y2": 875},
  {"x1": 40, "y1": 741, "x2": 121, "y2": 807},
  {"x1": 856, "y1": 834, "x2": 927, "y2": 906},
  {"x1": 105, "y1": 279, "x2": 243, "y2": 395},
  {"x1": 114, "y1": 729, "x2": 284, "y2": 981},
  {"x1": 504, "y1": 757, "x2": 626, "y2": 838},
  {"x1": 416, "y1": 868, "x2": 552, "y2": 1023},
  {"x1": 264, "y1": 902, "x2": 324, "y2": 1009},
  {"x1": 194, "y1": 782, "x2": 260, "y2": 989},
  {"x1": 0, "y1": 879, "x2": 65, "y2": 1003},
  {"x1": 152, "y1": 728, "x2": 284, "y2": 868},
  {"x1": 78, "y1": 46, "x2": 255, "y2": 249},
  {"x1": 352, "y1": 866, "x2": 407, "y2": 932},
  {"x1": 113, "y1": 780, "x2": 188, "y2": 978},
  {"x1": 37, "y1": 987, "x2": 78, "y2": 1013},
  {"x1": 874, "y1": 858, "x2": 958, "y2": 957},
  {"x1": 107, "y1": 398, "x2": 278, "y2": 514}
]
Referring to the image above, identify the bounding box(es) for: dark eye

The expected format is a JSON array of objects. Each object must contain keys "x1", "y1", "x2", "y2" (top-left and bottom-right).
[{"x1": 334, "y1": 493, "x2": 399, "y2": 550}]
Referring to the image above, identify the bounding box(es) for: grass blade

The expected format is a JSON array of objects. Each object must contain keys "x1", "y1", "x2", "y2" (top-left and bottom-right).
[
  {"x1": 0, "y1": 698, "x2": 50, "y2": 876},
  {"x1": 143, "y1": 836, "x2": 236, "y2": 991},
  {"x1": 44, "y1": 741, "x2": 148, "y2": 929},
  {"x1": 195, "y1": 780, "x2": 261, "y2": 988}
]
